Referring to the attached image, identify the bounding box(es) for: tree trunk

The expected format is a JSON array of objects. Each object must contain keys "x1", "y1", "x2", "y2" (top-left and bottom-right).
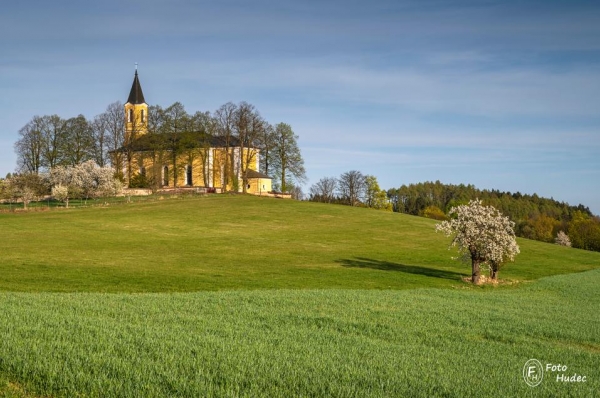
[
  {"x1": 471, "y1": 257, "x2": 481, "y2": 284},
  {"x1": 490, "y1": 268, "x2": 498, "y2": 281}
]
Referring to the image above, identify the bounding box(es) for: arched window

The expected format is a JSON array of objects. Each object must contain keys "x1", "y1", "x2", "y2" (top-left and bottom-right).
[
  {"x1": 163, "y1": 166, "x2": 169, "y2": 186},
  {"x1": 139, "y1": 166, "x2": 146, "y2": 177},
  {"x1": 141, "y1": 109, "x2": 145, "y2": 123},
  {"x1": 186, "y1": 165, "x2": 193, "y2": 186},
  {"x1": 128, "y1": 109, "x2": 133, "y2": 123}
]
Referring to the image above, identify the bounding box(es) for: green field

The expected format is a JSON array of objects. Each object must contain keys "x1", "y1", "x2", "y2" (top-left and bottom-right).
[
  {"x1": 1, "y1": 195, "x2": 598, "y2": 292},
  {"x1": 1, "y1": 195, "x2": 599, "y2": 397}
]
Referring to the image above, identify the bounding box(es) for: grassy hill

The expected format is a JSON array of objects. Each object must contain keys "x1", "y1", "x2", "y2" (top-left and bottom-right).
[
  {"x1": 0, "y1": 195, "x2": 598, "y2": 292},
  {"x1": 0, "y1": 195, "x2": 598, "y2": 397}
]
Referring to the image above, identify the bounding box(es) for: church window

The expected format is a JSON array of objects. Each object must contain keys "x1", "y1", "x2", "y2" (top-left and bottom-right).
[
  {"x1": 141, "y1": 109, "x2": 145, "y2": 123},
  {"x1": 128, "y1": 109, "x2": 133, "y2": 123},
  {"x1": 140, "y1": 166, "x2": 146, "y2": 176},
  {"x1": 186, "y1": 165, "x2": 193, "y2": 186},
  {"x1": 163, "y1": 166, "x2": 169, "y2": 186}
]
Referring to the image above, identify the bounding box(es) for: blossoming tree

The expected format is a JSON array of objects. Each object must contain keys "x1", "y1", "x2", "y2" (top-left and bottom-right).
[
  {"x1": 435, "y1": 199, "x2": 520, "y2": 283},
  {"x1": 50, "y1": 160, "x2": 122, "y2": 206}
]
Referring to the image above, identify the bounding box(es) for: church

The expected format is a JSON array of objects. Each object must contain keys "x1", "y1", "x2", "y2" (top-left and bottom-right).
[{"x1": 117, "y1": 69, "x2": 272, "y2": 195}]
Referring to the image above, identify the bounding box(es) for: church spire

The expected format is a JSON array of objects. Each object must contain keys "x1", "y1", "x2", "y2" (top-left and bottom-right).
[{"x1": 127, "y1": 68, "x2": 146, "y2": 105}]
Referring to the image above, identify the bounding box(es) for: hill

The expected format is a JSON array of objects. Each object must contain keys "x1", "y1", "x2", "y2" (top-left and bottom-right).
[{"x1": 0, "y1": 195, "x2": 598, "y2": 292}]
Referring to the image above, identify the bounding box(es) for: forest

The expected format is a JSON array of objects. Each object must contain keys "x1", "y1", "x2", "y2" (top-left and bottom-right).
[{"x1": 387, "y1": 181, "x2": 600, "y2": 252}]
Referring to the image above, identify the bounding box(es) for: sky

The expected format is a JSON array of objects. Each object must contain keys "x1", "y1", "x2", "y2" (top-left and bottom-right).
[{"x1": 1, "y1": 0, "x2": 599, "y2": 214}]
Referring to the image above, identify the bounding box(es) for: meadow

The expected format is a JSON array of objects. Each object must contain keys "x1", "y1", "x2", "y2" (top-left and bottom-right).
[
  {"x1": 0, "y1": 195, "x2": 598, "y2": 292},
  {"x1": 0, "y1": 195, "x2": 599, "y2": 397}
]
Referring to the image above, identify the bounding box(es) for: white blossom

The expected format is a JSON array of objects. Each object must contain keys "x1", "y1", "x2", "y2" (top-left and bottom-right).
[
  {"x1": 51, "y1": 184, "x2": 70, "y2": 207},
  {"x1": 50, "y1": 161, "x2": 121, "y2": 203},
  {"x1": 555, "y1": 230, "x2": 572, "y2": 247},
  {"x1": 436, "y1": 199, "x2": 520, "y2": 282}
]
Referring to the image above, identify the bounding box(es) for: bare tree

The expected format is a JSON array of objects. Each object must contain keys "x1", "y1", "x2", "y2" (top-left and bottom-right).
[
  {"x1": 90, "y1": 115, "x2": 108, "y2": 167},
  {"x1": 234, "y1": 102, "x2": 265, "y2": 193},
  {"x1": 309, "y1": 177, "x2": 338, "y2": 203},
  {"x1": 64, "y1": 115, "x2": 94, "y2": 166},
  {"x1": 338, "y1": 170, "x2": 366, "y2": 206},
  {"x1": 100, "y1": 102, "x2": 126, "y2": 178},
  {"x1": 14, "y1": 116, "x2": 44, "y2": 173},
  {"x1": 214, "y1": 102, "x2": 237, "y2": 190},
  {"x1": 40, "y1": 115, "x2": 67, "y2": 169},
  {"x1": 191, "y1": 111, "x2": 215, "y2": 187},
  {"x1": 259, "y1": 122, "x2": 276, "y2": 176}
]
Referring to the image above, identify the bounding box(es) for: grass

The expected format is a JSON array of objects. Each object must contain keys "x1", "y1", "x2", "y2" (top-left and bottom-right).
[
  {"x1": 0, "y1": 195, "x2": 598, "y2": 292},
  {"x1": 0, "y1": 269, "x2": 598, "y2": 397},
  {"x1": 0, "y1": 195, "x2": 598, "y2": 396}
]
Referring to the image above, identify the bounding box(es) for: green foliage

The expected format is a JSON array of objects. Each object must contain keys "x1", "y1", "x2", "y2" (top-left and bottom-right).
[
  {"x1": 128, "y1": 173, "x2": 154, "y2": 189},
  {"x1": 1, "y1": 269, "x2": 599, "y2": 397},
  {"x1": 388, "y1": 181, "x2": 600, "y2": 252},
  {"x1": 365, "y1": 175, "x2": 392, "y2": 211},
  {"x1": 421, "y1": 205, "x2": 448, "y2": 221}
]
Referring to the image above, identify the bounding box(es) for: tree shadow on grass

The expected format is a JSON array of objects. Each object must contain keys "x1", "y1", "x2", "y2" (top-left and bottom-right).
[{"x1": 337, "y1": 257, "x2": 463, "y2": 280}]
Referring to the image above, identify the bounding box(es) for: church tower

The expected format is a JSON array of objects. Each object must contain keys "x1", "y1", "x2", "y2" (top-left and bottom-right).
[{"x1": 124, "y1": 68, "x2": 148, "y2": 141}]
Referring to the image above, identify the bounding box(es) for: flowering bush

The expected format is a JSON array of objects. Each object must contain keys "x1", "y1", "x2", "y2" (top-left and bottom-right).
[
  {"x1": 436, "y1": 199, "x2": 520, "y2": 283},
  {"x1": 51, "y1": 184, "x2": 70, "y2": 207},
  {"x1": 50, "y1": 161, "x2": 121, "y2": 204},
  {"x1": 555, "y1": 230, "x2": 572, "y2": 247}
]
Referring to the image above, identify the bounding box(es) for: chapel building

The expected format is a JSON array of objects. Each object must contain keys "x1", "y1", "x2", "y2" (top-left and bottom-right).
[{"x1": 117, "y1": 70, "x2": 272, "y2": 194}]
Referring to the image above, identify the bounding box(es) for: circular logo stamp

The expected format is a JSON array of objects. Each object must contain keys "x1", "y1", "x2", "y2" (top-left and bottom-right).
[{"x1": 523, "y1": 359, "x2": 544, "y2": 387}]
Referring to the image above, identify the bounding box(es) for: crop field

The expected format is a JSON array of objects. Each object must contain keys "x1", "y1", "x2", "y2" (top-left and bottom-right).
[{"x1": 0, "y1": 195, "x2": 599, "y2": 397}]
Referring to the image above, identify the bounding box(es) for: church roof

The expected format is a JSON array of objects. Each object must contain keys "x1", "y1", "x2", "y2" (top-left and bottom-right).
[
  {"x1": 246, "y1": 170, "x2": 272, "y2": 179},
  {"x1": 112, "y1": 131, "x2": 245, "y2": 152},
  {"x1": 127, "y1": 70, "x2": 146, "y2": 104}
]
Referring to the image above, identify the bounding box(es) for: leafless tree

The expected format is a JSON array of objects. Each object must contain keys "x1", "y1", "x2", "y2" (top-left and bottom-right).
[
  {"x1": 64, "y1": 115, "x2": 94, "y2": 166},
  {"x1": 40, "y1": 115, "x2": 68, "y2": 169},
  {"x1": 259, "y1": 122, "x2": 276, "y2": 176},
  {"x1": 338, "y1": 170, "x2": 366, "y2": 206},
  {"x1": 214, "y1": 102, "x2": 237, "y2": 190},
  {"x1": 14, "y1": 116, "x2": 44, "y2": 173},
  {"x1": 309, "y1": 177, "x2": 338, "y2": 203}
]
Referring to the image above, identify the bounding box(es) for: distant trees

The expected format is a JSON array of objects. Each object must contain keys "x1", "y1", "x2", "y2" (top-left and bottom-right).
[
  {"x1": 364, "y1": 175, "x2": 392, "y2": 211},
  {"x1": 309, "y1": 172, "x2": 390, "y2": 211},
  {"x1": 309, "y1": 177, "x2": 337, "y2": 203},
  {"x1": 436, "y1": 199, "x2": 520, "y2": 283},
  {"x1": 50, "y1": 161, "x2": 122, "y2": 206},
  {"x1": 1, "y1": 173, "x2": 48, "y2": 210},
  {"x1": 387, "y1": 180, "x2": 600, "y2": 253}
]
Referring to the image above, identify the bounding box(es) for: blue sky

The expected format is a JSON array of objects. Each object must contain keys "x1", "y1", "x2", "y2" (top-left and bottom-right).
[{"x1": 1, "y1": 0, "x2": 599, "y2": 213}]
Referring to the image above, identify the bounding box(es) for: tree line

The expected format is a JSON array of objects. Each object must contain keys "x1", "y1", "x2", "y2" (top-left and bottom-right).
[
  {"x1": 309, "y1": 171, "x2": 392, "y2": 211},
  {"x1": 387, "y1": 181, "x2": 600, "y2": 252},
  {"x1": 0, "y1": 161, "x2": 121, "y2": 210},
  {"x1": 309, "y1": 177, "x2": 599, "y2": 252},
  {"x1": 14, "y1": 101, "x2": 306, "y2": 193}
]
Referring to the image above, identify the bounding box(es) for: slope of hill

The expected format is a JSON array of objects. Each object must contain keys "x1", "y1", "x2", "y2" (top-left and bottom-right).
[{"x1": 0, "y1": 195, "x2": 598, "y2": 292}]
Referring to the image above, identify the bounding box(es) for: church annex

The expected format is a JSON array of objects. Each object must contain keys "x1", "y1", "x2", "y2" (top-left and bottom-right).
[{"x1": 116, "y1": 70, "x2": 272, "y2": 194}]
